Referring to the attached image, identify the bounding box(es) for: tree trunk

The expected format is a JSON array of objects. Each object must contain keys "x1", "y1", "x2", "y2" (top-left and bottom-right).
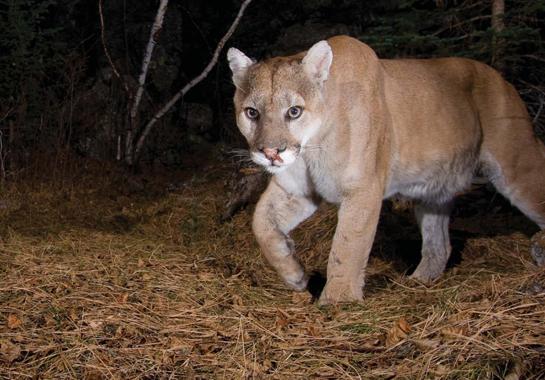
[{"x1": 491, "y1": 0, "x2": 505, "y2": 70}]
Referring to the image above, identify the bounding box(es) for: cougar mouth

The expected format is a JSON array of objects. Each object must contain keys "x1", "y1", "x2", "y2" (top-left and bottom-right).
[{"x1": 251, "y1": 146, "x2": 300, "y2": 173}]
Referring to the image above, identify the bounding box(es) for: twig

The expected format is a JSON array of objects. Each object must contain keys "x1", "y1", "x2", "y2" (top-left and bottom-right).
[
  {"x1": 431, "y1": 15, "x2": 492, "y2": 37},
  {"x1": 533, "y1": 97, "x2": 544, "y2": 124},
  {"x1": 130, "y1": 0, "x2": 169, "y2": 121},
  {"x1": 0, "y1": 130, "x2": 5, "y2": 183},
  {"x1": 0, "y1": 106, "x2": 14, "y2": 125},
  {"x1": 98, "y1": 0, "x2": 130, "y2": 96},
  {"x1": 116, "y1": 135, "x2": 122, "y2": 161},
  {"x1": 133, "y1": 0, "x2": 253, "y2": 161}
]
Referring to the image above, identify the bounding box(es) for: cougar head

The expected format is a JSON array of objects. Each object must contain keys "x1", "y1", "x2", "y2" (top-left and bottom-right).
[{"x1": 227, "y1": 41, "x2": 333, "y2": 173}]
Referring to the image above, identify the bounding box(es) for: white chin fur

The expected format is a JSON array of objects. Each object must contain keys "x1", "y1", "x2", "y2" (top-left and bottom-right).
[
  {"x1": 266, "y1": 165, "x2": 289, "y2": 174},
  {"x1": 251, "y1": 149, "x2": 298, "y2": 173}
]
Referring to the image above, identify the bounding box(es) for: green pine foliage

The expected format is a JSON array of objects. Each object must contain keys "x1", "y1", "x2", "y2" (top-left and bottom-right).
[
  {"x1": 360, "y1": 0, "x2": 545, "y2": 138},
  {"x1": 0, "y1": 0, "x2": 63, "y2": 110},
  {"x1": 361, "y1": 0, "x2": 544, "y2": 66}
]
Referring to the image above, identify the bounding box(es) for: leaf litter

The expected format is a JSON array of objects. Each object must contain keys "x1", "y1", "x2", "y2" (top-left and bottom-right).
[{"x1": 0, "y1": 160, "x2": 544, "y2": 379}]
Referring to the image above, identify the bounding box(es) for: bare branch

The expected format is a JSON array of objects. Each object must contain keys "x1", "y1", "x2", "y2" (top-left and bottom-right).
[
  {"x1": 133, "y1": 0, "x2": 253, "y2": 161},
  {"x1": 98, "y1": 0, "x2": 130, "y2": 96},
  {"x1": 533, "y1": 97, "x2": 544, "y2": 124},
  {"x1": 130, "y1": 0, "x2": 169, "y2": 121}
]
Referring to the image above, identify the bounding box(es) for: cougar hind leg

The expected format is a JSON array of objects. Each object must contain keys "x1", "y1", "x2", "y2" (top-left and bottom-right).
[
  {"x1": 475, "y1": 72, "x2": 545, "y2": 230},
  {"x1": 481, "y1": 146, "x2": 545, "y2": 230},
  {"x1": 410, "y1": 201, "x2": 453, "y2": 282},
  {"x1": 480, "y1": 120, "x2": 545, "y2": 266}
]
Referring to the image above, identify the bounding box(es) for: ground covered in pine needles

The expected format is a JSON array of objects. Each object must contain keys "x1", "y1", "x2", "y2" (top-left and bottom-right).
[{"x1": 1, "y1": 159, "x2": 544, "y2": 379}]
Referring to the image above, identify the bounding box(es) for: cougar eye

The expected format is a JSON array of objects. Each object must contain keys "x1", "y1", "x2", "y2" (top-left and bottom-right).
[
  {"x1": 244, "y1": 107, "x2": 259, "y2": 120},
  {"x1": 287, "y1": 106, "x2": 303, "y2": 119}
]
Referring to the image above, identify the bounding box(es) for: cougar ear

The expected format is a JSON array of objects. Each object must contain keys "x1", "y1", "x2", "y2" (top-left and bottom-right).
[
  {"x1": 302, "y1": 40, "x2": 333, "y2": 85},
  {"x1": 227, "y1": 47, "x2": 255, "y2": 87}
]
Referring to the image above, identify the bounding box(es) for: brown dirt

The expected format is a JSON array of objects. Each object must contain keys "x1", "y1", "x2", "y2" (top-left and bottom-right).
[{"x1": 0, "y1": 160, "x2": 544, "y2": 379}]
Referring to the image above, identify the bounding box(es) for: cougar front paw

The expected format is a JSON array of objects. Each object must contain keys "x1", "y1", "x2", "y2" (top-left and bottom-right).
[
  {"x1": 409, "y1": 263, "x2": 444, "y2": 284},
  {"x1": 409, "y1": 244, "x2": 449, "y2": 283},
  {"x1": 317, "y1": 280, "x2": 363, "y2": 306},
  {"x1": 284, "y1": 272, "x2": 309, "y2": 292}
]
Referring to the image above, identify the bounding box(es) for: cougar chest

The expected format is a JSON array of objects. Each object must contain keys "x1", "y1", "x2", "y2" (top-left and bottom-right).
[{"x1": 303, "y1": 149, "x2": 342, "y2": 204}]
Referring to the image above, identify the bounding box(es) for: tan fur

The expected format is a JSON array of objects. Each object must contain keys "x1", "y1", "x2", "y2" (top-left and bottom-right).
[{"x1": 228, "y1": 35, "x2": 545, "y2": 305}]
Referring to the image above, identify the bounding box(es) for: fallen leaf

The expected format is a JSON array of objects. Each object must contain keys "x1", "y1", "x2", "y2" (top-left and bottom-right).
[
  {"x1": 262, "y1": 359, "x2": 273, "y2": 371},
  {"x1": 160, "y1": 351, "x2": 173, "y2": 365},
  {"x1": 314, "y1": 366, "x2": 336, "y2": 377},
  {"x1": 232, "y1": 294, "x2": 244, "y2": 307},
  {"x1": 398, "y1": 317, "x2": 411, "y2": 334},
  {"x1": 169, "y1": 337, "x2": 193, "y2": 352},
  {"x1": 68, "y1": 308, "x2": 79, "y2": 321},
  {"x1": 275, "y1": 309, "x2": 289, "y2": 331},
  {"x1": 441, "y1": 326, "x2": 467, "y2": 340},
  {"x1": 115, "y1": 326, "x2": 125, "y2": 338},
  {"x1": 11, "y1": 334, "x2": 25, "y2": 343},
  {"x1": 197, "y1": 343, "x2": 217, "y2": 354},
  {"x1": 306, "y1": 323, "x2": 320, "y2": 337},
  {"x1": 0, "y1": 340, "x2": 21, "y2": 362},
  {"x1": 197, "y1": 272, "x2": 215, "y2": 281},
  {"x1": 292, "y1": 292, "x2": 312, "y2": 304},
  {"x1": 431, "y1": 364, "x2": 451, "y2": 376},
  {"x1": 412, "y1": 338, "x2": 440, "y2": 351},
  {"x1": 248, "y1": 361, "x2": 265, "y2": 376},
  {"x1": 88, "y1": 320, "x2": 103, "y2": 329},
  {"x1": 368, "y1": 369, "x2": 396, "y2": 379},
  {"x1": 386, "y1": 317, "x2": 411, "y2": 347},
  {"x1": 7, "y1": 314, "x2": 22, "y2": 329},
  {"x1": 118, "y1": 292, "x2": 129, "y2": 303}
]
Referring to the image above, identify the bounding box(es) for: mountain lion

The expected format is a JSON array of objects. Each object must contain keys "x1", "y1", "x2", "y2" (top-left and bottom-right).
[{"x1": 227, "y1": 35, "x2": 545, "y2": 305}]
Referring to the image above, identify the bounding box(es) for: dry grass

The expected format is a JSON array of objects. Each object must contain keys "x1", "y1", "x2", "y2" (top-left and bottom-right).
[{"x1": 1, "y1": 161, "x2": 544, "y2": 379}]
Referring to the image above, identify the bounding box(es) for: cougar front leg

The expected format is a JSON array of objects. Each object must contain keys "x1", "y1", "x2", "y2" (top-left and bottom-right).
[
  {"x1": 319, "y1": 188, "x2": 383, "y2": 305},
  {"x1": 410, "y1": 202, "x2": 453, "y2": 282},
  {"x1": 252, "y1": 179, "x2": 317, "y2": 291}
]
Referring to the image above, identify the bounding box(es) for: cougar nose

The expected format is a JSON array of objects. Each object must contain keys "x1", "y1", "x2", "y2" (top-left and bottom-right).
[
  {"x1": 258, "y1": 143, "x2": 287, "y2": 162},
  {"x1": 262, "y1": 147, "x2": 279, "y2": 161}
]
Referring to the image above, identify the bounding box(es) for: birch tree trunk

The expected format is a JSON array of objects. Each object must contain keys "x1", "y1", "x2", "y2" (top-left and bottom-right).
[
  {"x1": 125, "y1": 0, "x2": 169, "y2": 166},
  {"x1": 132, "y1": 0, "x2": 253, "y2": 162},
  {"x1": 491, "y1": 0, "x2": 505, "y2": 69},
  {"x1": 99, "y1": 0, "x2": 253, "y2": 166}
]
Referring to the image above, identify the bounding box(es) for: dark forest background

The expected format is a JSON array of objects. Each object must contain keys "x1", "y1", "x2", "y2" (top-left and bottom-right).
[{"x1": 1, "y1": 0, "x2": 544, "y2": 178}]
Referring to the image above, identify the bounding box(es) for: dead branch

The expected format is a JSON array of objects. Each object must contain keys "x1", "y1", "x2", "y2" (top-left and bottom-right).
[
  {"x1": 130, "y1": 0, "x2": 169, "y2": 121},
  {"x1": 0, "y1": 130, "x2": 5, "y2": 183},
  {"x1": 533, "y1": 97, "x2": 544, "y2": 124},
  {"x1": 98, "y1": 0, "x2": 130, "y2": 96},
  {"x1": 133, "y1": 0, "x2": 253, "y2": 161}
]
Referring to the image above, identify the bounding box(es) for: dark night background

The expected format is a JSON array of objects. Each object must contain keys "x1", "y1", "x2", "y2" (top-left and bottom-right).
[
  {"x1": 0, "y1": 0, "x2": 544, "y2": 174},
  {"x1": 2, "y1": 1, "x2": 545, "y2": 378}
]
